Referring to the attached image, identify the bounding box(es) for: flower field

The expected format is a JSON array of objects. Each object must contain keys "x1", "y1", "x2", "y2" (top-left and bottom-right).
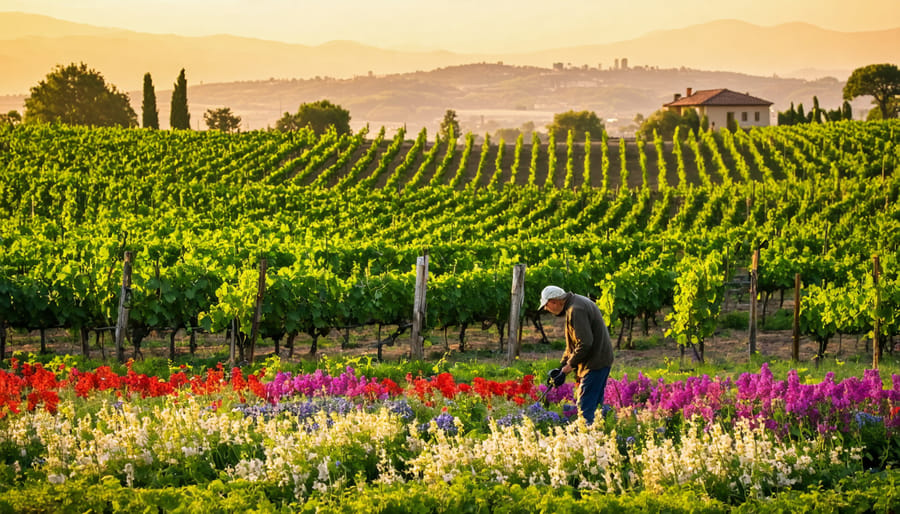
[{"x1": 1, "y1": 356, "x2": 898, "y2": 512}]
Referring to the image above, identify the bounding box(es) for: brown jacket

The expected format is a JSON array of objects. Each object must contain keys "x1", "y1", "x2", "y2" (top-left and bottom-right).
[{"x1": 558, "y1": 293, "x2": 614, "y2": 380}]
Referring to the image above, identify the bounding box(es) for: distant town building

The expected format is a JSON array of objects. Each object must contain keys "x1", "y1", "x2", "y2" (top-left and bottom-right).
[
  {"x1": 620, "y1": 58, "x2": 628, "y2": 70},
  {"x1": 664, "y1": 88, "x2": 773, "y2": 129}
]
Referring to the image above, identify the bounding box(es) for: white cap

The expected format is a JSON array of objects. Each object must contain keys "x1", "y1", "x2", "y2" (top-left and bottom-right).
[{"x1": 539, "y1": 285, "x2": 566, "y2": 310}]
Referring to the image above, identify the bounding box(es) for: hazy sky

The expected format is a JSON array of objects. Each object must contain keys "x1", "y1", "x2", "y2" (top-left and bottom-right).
[{"x1": 2, "y1": 0, "x2": 899, "y2": 53}]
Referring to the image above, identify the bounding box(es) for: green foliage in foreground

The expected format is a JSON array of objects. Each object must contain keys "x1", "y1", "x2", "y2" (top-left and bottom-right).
[{"x1": 0, "y1": 470, "x2": 897, "y2": 513}]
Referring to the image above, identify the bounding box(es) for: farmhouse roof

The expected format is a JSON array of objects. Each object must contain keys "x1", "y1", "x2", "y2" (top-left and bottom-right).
[{"x1": 664, "y1": 88, "x2": 773, "y2": 107}]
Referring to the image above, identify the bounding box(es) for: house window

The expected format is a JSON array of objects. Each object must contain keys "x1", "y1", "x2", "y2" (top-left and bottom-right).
[
  {"x1": 741, "y1": 112, "x2": 748, "y2": 122},
  {"x1": 755, "y1": 112, "x2": 761, "y2": 122}
]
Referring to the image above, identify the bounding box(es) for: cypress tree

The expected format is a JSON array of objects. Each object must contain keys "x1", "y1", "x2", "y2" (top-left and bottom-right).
[
  {"x1": 842, "y1": 101, "x2": 853, "y2": 121},
  {"x1": 170, "y1": 68, "x2": 190, "y2": 130},
  {"x1": 141, "y1": 73, "x2": 159, "y2": 129}
]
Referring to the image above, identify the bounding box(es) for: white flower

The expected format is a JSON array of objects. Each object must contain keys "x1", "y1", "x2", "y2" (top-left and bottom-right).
[
  {"x1": 124, "y1": 463, "x2": 135, "y2": 488},
  {"x1": 317, "y1": 458, "x2": 330, "y2": 481}
]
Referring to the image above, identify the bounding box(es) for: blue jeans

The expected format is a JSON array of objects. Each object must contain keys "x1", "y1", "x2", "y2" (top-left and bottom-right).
[{"x1": 576, "y1": 367, "x2": 611, "y2": 425}]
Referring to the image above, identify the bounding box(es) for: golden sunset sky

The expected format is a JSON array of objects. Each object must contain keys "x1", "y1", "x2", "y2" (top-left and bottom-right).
[{"x1": 1, "y1": 0, "x2": 899, "y2": 53}]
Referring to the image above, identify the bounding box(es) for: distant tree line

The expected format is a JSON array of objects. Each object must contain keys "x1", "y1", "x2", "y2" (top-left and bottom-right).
[
  {"x1": 9, "y1": 62, "x2": 243, "y2": 132},
  {"x1": 441, "y1": 109, "x2": 607, "y2": 143},
  {"x1": 8, "y1": 62, "x2": 898, "y2": 137},
  {"x1": 777, "y1": 96, "x2": 853, "y2": 125}
]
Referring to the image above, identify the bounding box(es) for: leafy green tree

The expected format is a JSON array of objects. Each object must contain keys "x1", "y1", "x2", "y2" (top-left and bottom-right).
[
  {"x1": 203, "y1": 107, "x2": 242, "y2": 133},
  {"x1": 865, "y1": 97, "x2": 899, "y2": 120},
  {"x1": 493, "y1": 127, "x2": 521, "y2": 141},
  {"x1": 0, "y1": 110, "x2": 21, "y2": 126},
  {"x1": 276, "y1": 99, "x2": 350, "y2": 135},
  {"x1": 843, "y1": 63, "x2": 900, "y2": 120},
  {"x1": 440, "y1": 109, "x2": 460, "y2": 141},
  {"x1": 141, "y1": 73, "x2": 159, "y2": 129},
  {"x1": 24, "y1": 62, "x2": 136, "y2": 127},
  {"x1": 700, "y1": 113, "x2": 709, "y2": 132},
  {"x1": 640, "y1": 110, "x2": 679, "y2": 139},
  {"x1": 638, "y1": 109, "x2": 699, "y2": 139},
  {"x1": 546, "y1": 110, "x2": 604, "y2": 138},
  {"x1": 298, "y1": 99, "x2": 351, "y2": 135},
  {"x1": 170, "y1": 68, "x2": 191, "y2": 130},
  {"x1": 275, "y1": 112, "x2": 302, "y2": 132}
]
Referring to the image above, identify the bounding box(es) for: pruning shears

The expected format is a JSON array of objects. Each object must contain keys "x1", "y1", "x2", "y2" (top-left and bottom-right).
[{"x1": 536, "y1": 368, "x2": 566, "y2": 406}]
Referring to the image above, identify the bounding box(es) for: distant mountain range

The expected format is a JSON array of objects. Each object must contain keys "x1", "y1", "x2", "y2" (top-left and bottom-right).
[
  {"x1": 0, "y1": 12, "x2": 894, "y2": 134},
  {"x1": 2, "y1": 12, "x2": 899, "y2": 96}
]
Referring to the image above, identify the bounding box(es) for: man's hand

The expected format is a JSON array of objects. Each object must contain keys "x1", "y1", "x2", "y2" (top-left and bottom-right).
[{"x1": 561, "y1": 364, "x2": 573, "y2": 374}]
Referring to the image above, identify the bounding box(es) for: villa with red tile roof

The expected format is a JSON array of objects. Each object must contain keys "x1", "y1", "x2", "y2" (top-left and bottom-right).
[{"x1": 664, "y1": 88, "x2": 774, "y2": 130}]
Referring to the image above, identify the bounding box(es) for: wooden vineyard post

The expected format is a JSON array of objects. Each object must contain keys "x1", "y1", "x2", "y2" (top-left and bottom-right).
[
  {"x1": 748, "y1": 248, "x2": 759, "y2": 358},
  {"x1": 114, "y1": 251, "x2": 133, "y2": 363},
  {"x1": 248, "y1": 258, "x2": 267, "y2": 364},
  {"x1": 792, "y1": 273, "x2": 801, "y2": 362},
  {"x1": 410, "y1": 251, "x2": 429, "y2": 360},
  {"x1": 506, "y1": 264, "x2": 527, "y2": 365},
  {"x1": 873, "y1": 256, "x2": 881, "y2": 370},
  {"x1": 228, "y1": 318, "x2": 237, "y2": 366}
]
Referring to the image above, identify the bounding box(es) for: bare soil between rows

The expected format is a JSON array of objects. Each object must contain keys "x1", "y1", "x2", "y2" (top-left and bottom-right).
[{"x1": 4, "y1": 296, "x2": 885, "y2": 372}]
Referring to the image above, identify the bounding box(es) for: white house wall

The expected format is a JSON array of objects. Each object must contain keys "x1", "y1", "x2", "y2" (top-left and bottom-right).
[{"x1": 699, "y1": 106, "x2": 771, "y2": 129}]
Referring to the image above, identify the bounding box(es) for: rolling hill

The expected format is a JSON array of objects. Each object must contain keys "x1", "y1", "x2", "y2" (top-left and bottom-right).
[
  {"x1": 0, "y1": 13, "x2": 893, "y2": 133},
  {"x1": 2, "y1": 12, "x2": 899, "y2": 95}
]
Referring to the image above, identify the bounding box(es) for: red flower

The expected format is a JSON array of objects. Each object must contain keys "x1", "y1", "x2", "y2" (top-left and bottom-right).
[
  {"x1": 168, "y1": 372, "x2": 188, "y2": 390},
  {"x1": 230, "y1": 368, "x2": 247, "y2": 392},
  {"x1": 0, "y1": 369, "x2": 25, "y2": 418},
  {"x1": 248, "y1": 375, "x2": 266, "y2": 399},
  {"x1": 380, "y1": 378, "x2": 403, "y2": 397},
  {"x1": 434, "y1": 373, "x2": 458, "y2": 399}
]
